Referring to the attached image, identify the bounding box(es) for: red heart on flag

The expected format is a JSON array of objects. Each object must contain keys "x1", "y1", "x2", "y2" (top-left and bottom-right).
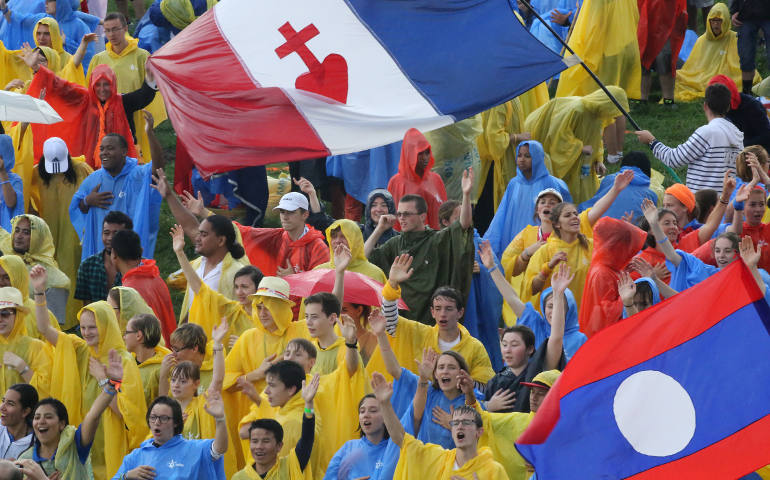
[{"x1": 294, "y1": 53, "x2": 348, "y2": 104}]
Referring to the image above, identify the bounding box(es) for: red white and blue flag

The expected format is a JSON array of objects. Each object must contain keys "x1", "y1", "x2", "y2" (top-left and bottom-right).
[
  {"x1": 147, "y1": 0, "x2": 570, "y2": 176},
  {"x1": 516, "y1": 260, "x2": 770, "y2": 479}
]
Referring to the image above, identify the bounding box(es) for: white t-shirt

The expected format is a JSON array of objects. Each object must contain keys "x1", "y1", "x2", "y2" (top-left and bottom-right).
[
  {"x1": 0, "y1": 425, "x2": 33, "y2": 460},
  {"x1": 185, "y1": 257, "x2": 224, "y2": 310},
  {"x1": 438, "y1": 333, "x2": 461, "y2": 352}
]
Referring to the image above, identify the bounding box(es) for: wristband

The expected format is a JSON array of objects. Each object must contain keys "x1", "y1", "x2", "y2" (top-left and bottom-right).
[
  {"x1": 345, "y1": 340, "x2": 358, "y2": 349},
  {"x1": 719, "y1": 197, "x2": 729, "y2": 205},
  {"x1": 35, "y1": 300, "x2": 46, "y2": 307},
  {"x1": 18, "y1": 365, "x2": 29, "y2": 376},
  {"x1": 304, "y1": 407, "x2": 314, "y2": 415},
  {"x1": 214, "y1": 416, "x2": 226, "y2": 422},
  {"x1": 733, "y1": 200, "x2": 745, "y2": 211},
  {"x1": 103, "y1": 385, "x2": 117, "y2": 396},
  {"x1": 657, "y1": 237, "x2": 669, "y2": 244},
  {"x1": 623, "y1": 303, "x2": 633, "y2": 308},
  {"x1": 109, "y1": 379, "x2": 122, "y2": 392}
]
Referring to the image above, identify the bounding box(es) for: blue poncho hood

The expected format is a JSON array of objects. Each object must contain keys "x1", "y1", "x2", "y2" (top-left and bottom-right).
[{"x1": 537, "y1": 286, "x2": 587, "y2": 360}]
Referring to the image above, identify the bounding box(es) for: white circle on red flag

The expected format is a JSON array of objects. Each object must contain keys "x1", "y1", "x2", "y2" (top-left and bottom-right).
[{"x1": 613, "y1": 370, "x2": 696, "y2": 456}]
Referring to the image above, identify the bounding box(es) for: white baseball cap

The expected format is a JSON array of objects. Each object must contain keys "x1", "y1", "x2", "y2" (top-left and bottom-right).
[
  {"x1": 274, "y1": 191, "x2": 309, "y2": 212},
  {"x1": 42, "y1": 137, "x2": 70, "y2": 174},
  {"x1": 535, "y1": 188, "x2": 563, "y2": 204}
]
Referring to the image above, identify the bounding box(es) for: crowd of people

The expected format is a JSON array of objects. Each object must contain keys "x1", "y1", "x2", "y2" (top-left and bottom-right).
[{"x1": 0, "y1": 0, "x2": 769, "y2": 479}]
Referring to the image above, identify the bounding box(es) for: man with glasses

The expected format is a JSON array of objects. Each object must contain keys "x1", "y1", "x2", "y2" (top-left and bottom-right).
[
  {"x1": 114, "y1": 395, "x2": 227, "y2": 479},
  {"x1": 365, "y1": 169, "x2": 475, "y2": 323},
  {"x1": 159, "y1": 323, "x2": 214, "y2": 396}
]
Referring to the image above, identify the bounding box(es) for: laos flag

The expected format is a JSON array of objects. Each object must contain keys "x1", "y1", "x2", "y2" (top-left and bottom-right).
[
  {"x1": 147, "y1": 0, "x2": 572, "y2": 176},
  {"x1": 516, "y1": 260, "x2": 770, "y2": 479}
]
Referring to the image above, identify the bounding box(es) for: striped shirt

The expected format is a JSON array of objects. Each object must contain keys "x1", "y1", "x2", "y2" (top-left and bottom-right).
[{"x1": 651, "y1": 117, "x2": 743, "y2": 193}]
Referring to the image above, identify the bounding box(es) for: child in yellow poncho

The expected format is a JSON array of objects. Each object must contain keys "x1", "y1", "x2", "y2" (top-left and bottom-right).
[
  {"x1": 674, "y1": 3, "x2": 760, "y2": 103},
  {"x1": 31, "y1": 265, "x2": 148, "y2": 480},
  {"x1": 524, "y1": 86, "x2": 629, "y2": 204},
  {"x1": 123, "y1": 312, "x2": 171, "y2": 408}
]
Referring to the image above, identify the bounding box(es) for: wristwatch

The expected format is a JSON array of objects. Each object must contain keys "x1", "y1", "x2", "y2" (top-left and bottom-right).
[{"x1": 98, "y1": 378, "x2": 110, "y2": 388}]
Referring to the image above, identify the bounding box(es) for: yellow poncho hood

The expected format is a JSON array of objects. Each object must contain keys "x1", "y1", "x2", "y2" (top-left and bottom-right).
[
  {"x1": 582, "y1": 86, "x2": 630, "y2": 129},
  {"x1": 80, "y1": 301, "x2": 125, "y2": 362},
  {"x1": 393, "y1": 434, "x2": 508, "y2": 480},
  {"x1": 106, "y1": 35, "x2": 139, "y2": 59},
  {"x1": 0, "y1": 255, "x2": 30, "y2": 298},
  {"x1": 160, "y1": 0, "x2": 217, "y2": 30},
  {"x1": 315, "y1": 219, "x2": 387, "y2": 283},
  {"x1": 0, "y1": 215, "x2": 70, "y2": 290},
  {"x1": 34, "y1": 18, "x2": 66, "y2": 54},
  {"x1": 37, "y1": 46, "x2": 61, "y2": 73},
  {"x1": 113, "y1": 286, "x2": 154, "y2": 333}
]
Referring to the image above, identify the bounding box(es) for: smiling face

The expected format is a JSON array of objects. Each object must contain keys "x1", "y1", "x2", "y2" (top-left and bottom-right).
[
  {"x1": 433, "y1": 353, "x2": 462, "y2": 394},
  {"x1": 358, "y1": 396, "x2": 385, "y2": 439},
  {"x1": 536, "y1": 194, "x2": 561, "y2": 224},
  {"x1": 430, "y1": 296, "x2": 463, "y2": 333},
  {"x1": 543, "y1": 293, "x2": 554, "y2": 325},
  {"x1": 0, "y1": 308, "x2": 17, "y2": 338},
  {"x1": 658, "y1": 212, "x2": 680, "y2": 243},
  {"x1": 12, "y1": 218, "x2": 31, "y2": 255},
  {"x1": 450, "y1": 410, "x2": 482, "y2": 449},
  {"x1": 264, "y1": 373, "x2": 296, "y2": 408},
  {"x1": 99, "y1": 136, "x2": 126, "y2": 173},
  {"x1": 369, "y1": 197, "x2": 389, "y2": 224},
  {"x1": 745, "y1": 190, "x2": 766, "y2": 226},
  {"x1": 94, "y1": 78, "x2": 113, "y2": 103},
  {"x1": 79, "y1": 310, "x2": 100, "y2": 347},
  {"x1": 250, "y1": 427, "x2": 282, "y2": 468},
  {"x1": 662, "y1": 194, "x2": 690, "y2": 228},
  {"x1": 32, "y1": 404, "x2": 66, "y2": 446},
  {"x1": 500, "y1": 331, "x2": 532, "y2": 370},
  {"x1": 713, "y1": 237, "x2": 738, "y2": 269},
  {"x1": 556, "y1": 204, "x2": 580, "y2": 235},
  {"x1": 35, "y1": 24, "x2": 52, "y2": 47},
  {"x1": 148, "y1": 403, "x2": 176, "y2": 445},
  {"x1": 304, "y1": 302, "x2": 335, "y2": 340},
  {"x1": 0, "y1": 389, "x2": 28, "y2": 429}
]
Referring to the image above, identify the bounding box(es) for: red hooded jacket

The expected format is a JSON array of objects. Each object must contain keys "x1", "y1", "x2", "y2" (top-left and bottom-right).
[
  {"x1": 27, "y1": 64, "x2": 138, "y2": 168},
  {"x1": 579, "y1": 217, "x2": 647, "y2": 337},
  {"x1": 122, "y1": 259, "x2": 175, "y2": 345},
  {"x1": 387, "y1": 128, "x2": 447, "y2": 230}
]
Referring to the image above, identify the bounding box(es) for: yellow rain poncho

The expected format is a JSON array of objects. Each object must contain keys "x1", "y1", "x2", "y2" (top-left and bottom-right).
[
  {"x1": 181, "y1": 251, "x2": 247, "y2": 323},
  {"x1": 0, "y1": 40, "x2": 31, "y2": 93},
  {"x1": 86, "y1": 35, "x2": 168, "y2": 163},
  {"x1": 555, "y1": 0, "x2": 641, "y2": 99},
  {"x1": 112, "y1": 286, "x2": 154, "y2": 333},
  {"x1": 17, "y1": 425, "x2": 93, "y2": 478},
  {"x1": 0, "y1": 255, "x2": 60, "y2": 340},
  {"x1": 0, "y1": 297, "x2": 52, "y2": 398},
  {"x1": 518, "y1": 83, "x2": 550, "y2": 120},
  {"x1": 33, "y1": 18, "x2": 84, "y2": 85},
  {"x1": 393, "y1": 434, "x2": 508, "y2": 480},
  {"x1": 310, "y1": 336, "x2": 347, "y2": 376},
  {"x1": 160, "y1": 0, "x2": 217, "y2": 30},
  {"x1": 232, "y1": 451, "x2": 310, "y2": 480},
  {"x1": 522, "y1": 210, "x2": 594, "y2": 310},
  {"x1": 674, "y1": 3, "x2": 760, "y2": 102},
  {"x1": 478, "y1": 410, "x2": 535, "y2": 480},
  {"x1": 423, "y1": 116, "x2": 483, "y2": 200},
  {"x1": 49, "y1": 302, "x2": 148, "y2": 479},
  {"x1": 0, "y1": 215, "x2": 71, "y2": 291},
  {"x1": 525, "y1": 86, "x2": 629, "y2": 204},
  {"x1": 223, "y1": 295, "x2": 309, "y2": 470},
  {"x1": 500, "y1": 225, "x2": 541, "y2": 325},
  {"x1": 314, "y1": 219, "x2": 387, "y2": 284},
  {"x1": 190, "y1": 282, "x2": 256, "y2": 353},
  {"x1": 136, "y1": 344, "x2": 170, "y2": 408},
  {"x1": 181, "y1": 394, "x2": 216, "y2": 440},
  {"x1": 476, "y1": 99, "x2": 527, "y2": 208}
]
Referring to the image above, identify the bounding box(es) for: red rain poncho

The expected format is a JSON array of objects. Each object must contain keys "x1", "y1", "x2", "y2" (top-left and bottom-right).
[
  {"x1": 637, "y1": 0, "x2": 688, "y2": 75},
  {"x1": 579, "y1": 217, "x2": 647, "y2": 337},
  {"x1": 27, "y1": 64, "x2": 138, "y2": 168},
  {"x1": 387, "y1": 128, "x2": 447, "y2": 230},
  {"x1": 121, "y1": 259, "x2": 175, "y2": 345}
]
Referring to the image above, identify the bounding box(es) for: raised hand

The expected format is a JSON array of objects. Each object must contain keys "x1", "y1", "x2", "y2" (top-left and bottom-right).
[
  {"x1": 301, "y1": 373, "x2": 320, "y2": 408},
  {"x1": 641, "y1": 198, "x2": 657, "y2": 224},
  {"x1": 151, "y1": 169, "x2": 169, "y2": 198},
  {"x1": 739, "y1": 236, "x2": 761, "y2": 269},
  {"x1": 170, "y1": 224, "x2": 186, "y2": 252},
  {"x1": 334, "y1": 243, "x2": 352, "y2": 273},
  {"x1": 367, "y1": 309, "x2": 386, "y2": 336},
  {"x1": 106, "y1": 349, "x2": 124, "y2": 381},
  {"x1": 734, "y1": 184, "x2": 751, "y2": 203},
  {"x1": 370, "y1": 372, "x2": 393, "y2": 403},
  {"x1": 722, "y1": 170, "x2": 737, "y2": 199},
  {"x1": 617, "y1": 271, "x2": 636, "y2": 306},
  {"x1": 142, "y1": 109, "x2": 155, "y2": 132},
  {"x1": 236, "y1": 376, "x2": 260, "y2": 404},
  {"x1": 29, "y1": 264, "x2": 47, "y2": 294},
  {"x1": 416, "y1": 348, "x2": 438, "y2": 382},
  {"x1": 376, "y1": 213, "x2": 396, "y2": 231},
  {"x1": 212, "y1": 318, "x2": 228, "y2": 345},
  {"x1": 613, "y1": 169, "x2": 634, "y2": 191},
  {"x1": 652, "y1": 262, "x2": 671, "y2": 280},
  {"x1": 388, "y1": 254, "x2": 414, "y2": 286},
  {"x1": 486, "y1": 388, "x2": 517, "y2": 412},
  {"x1": 292, "y1": 177, "x2": 316, "y2": 198},
  {"x1": 461, "y1": 167, "x2": 474, "y2": 197},
  {"x1": 477, "y1": 240, "x2": 496, "y2": 270},
  {"x1": 630, "y1": 257, "x2": 654, "y2": 278},
  {"x1": 179, "y1": 190, "x2": 204, "y2": 216},
  {"x1": 204, "y1": 390, "x2": 225, "y2": 419},
  {"x1": 339, "y1": 314, "x2": 357, "y2": 344},
  {"x1": 456, "y1": 369, "x2": 474, "y2": 396},
  {"x1": 550, "y1": 264, "x2": 574, "y2": 293}
]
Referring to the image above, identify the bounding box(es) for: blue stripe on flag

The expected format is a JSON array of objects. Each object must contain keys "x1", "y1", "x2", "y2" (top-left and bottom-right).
[{"x1": 345, "y1": 0, "x2": 567, "y2": 120}]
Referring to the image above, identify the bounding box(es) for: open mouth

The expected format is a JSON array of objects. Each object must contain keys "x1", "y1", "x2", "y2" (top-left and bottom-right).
[
  {"x1": 440, "y1": 376, "x2": 452, "y2": 386},
  {"x1": 37, "y1": 426, "x2": 49, "y2": 435},
  {"x1": 152, "y1": 427, "x2": 162, "y2": 436},
  {"x1": 456, "y1": 432, "x2": 465, "y2": 440}
]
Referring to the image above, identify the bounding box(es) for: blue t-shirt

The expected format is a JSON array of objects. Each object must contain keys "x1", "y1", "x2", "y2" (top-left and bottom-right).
[
  {"x1": 323, "y1": 436, "x2": 399, "y2": 480},
  {"x1": 113, "y1": 436, "x2": 225, "y2": 480}
]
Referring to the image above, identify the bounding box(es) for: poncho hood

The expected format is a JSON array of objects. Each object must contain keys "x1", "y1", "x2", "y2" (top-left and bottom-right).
[
  {"x1": 364, "y1": 188, "x2": 395, "y2": 229},
  {"x1": 34, "y1": 17, "x2": 65, "y2": 53},
  {"x1": 79, "y1": 300, "x2": 125, "y2": 361},
  {"x1": 706, "y1": 3, "x2": 731, "y2": 41},
  {"x1": 515, "y1": 140, "x2": 550, "y2": 182},
  {"x1": 114, "y1": 286, "x2": 154, "y2": 332},
  {"x1": 89, "y1": 64, "x2": 120, "y2": 104},
  {"x1": 591, "y1": 217, "x2": 647, "y2": 269},
  {"x1": 398, "y1": 128, "x2": 434, "y2": 182},
  {"x1": 0, "y1": 256, "x2": 29, "y2": 297}
]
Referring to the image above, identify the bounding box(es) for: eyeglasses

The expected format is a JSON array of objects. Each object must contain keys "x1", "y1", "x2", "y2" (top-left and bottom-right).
[
  {"x1": 148, "y1": 415, "x2": 172, "y2": 424},
  {"x1": 449, "y1": 419, "x2": 476, "y2": 427},
  {"x1": 0, "y1": 310, "x2": 16, "y2": 318},
  {"x1": 396, "y1": 212, "x2": 418, "y2": 218},
  {"x1": 170, "y1": 345, "x2": 193, "y2": 354},
  {"x1": 123, "y1": 330, "x2": 137, "y2": 336},
  {"x1": 103, "y1": 27, "x2": 126, "y2": 34}
]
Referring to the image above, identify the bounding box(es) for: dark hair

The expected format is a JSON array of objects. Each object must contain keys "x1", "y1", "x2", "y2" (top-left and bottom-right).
[
  {"x1": 249, "y1": 418, "x2": 284, "y2": 444},
  {"x1": 171, "y1": 360, "x2": 201, "y2": 383},
  {"x1": 131, "y1": 313, "x2": 162, "y2": 348},
  {"x1": 104, "y1": 12, "x2": 128, "y2": 26},
  {"x1": 637, "y1": 208, "x2": 677, "y2": 248},
  {"x1": 550, "y1": 203, "x2": 589, "y2": 250},
  {"x1": 203, "y1": 215, "x2": 245, "y2": 259},
  {"x1": 399, "y1": 194, "x2": 427, "y2": 214},
  {"x1": 430, "y1": 286, "x2": 464, "y2": 311},
  {"x1": 107, "y1": 287, "x2": 121, "y2": 307},
  {"x1": 713, "y1": 231, "x2": 740, "y2": 251},
  {"x1": 147, "y1": 396, "x2": 184, "y2": 435},
  {"x1": 37, "y1": 153, "x2": 77, "y2": 186},
  {"x1": 432, "y1": 351, "x2": 470, "y2": 391},
  {"x1": 621, "y1": 151, "x2": 651, "y2": 178},
  {"x1": 287, "y1": 338, "x2": 317, "y2": 359},
  {"x1": 304, "y1": 292, "x2": 341, "y2": 316},
  {"x1": 694, "y1": 189, "x2": 718, "y2": 224},
  {"x1": 705, "y1": 83, "x2": 731, "y2": 116},
  {"x1": 438, "y1": 200, "x2": 461, "y2": 226},
  {"x1": 170, "y1": 323, "x2": 207, "y2": 355},
  {"x1": 111, "y1": 230, "x2": 142, "y2": 261},
  {"x1": 357, "y1": 394, "x2": 390, "y2": 439},
  {"x1": 8, "y1": 384, "x2": 39, "y2": 428},
  {"x1": 234, "y1": 265, "x2": 263, "y2": 290},
  {"x1": 103, "y1": 133, "x2": 128, "y2": 150},
  {"x1": 501, "y1": 325, "x2": 536, "y2": 350},
  {"x1": 265, "y1": 360, "x2": 305, "y2": 396},
  {"x1": 452, "y1": 404, "x2": 483, "y2": 428},
  {"x1": 34, "y1": 397, "x2": 68, "y2": 425},
  {"x1": 635, "y1": 281, "x2": 654, "y2": 309},
  {"x1": 103, "y1": 210, "x2": 133, "y2": 229}
]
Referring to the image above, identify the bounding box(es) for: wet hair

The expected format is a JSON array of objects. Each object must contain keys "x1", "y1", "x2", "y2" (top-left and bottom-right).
[
  {"x1": 170, "y1": 323, "x2": 207, "y2": 355},
  {"x1": 8, "y1": 384, "x2": 39, "y2": 428},
  {"x1": 713, "y1": 231, "x2": 740, "y2": 252},
  {"x1": 265, "y1": 360, "x2": 305, "y2": 395},
  {"x1": 705, "y1": 83, "x2": 731, "y2": 116},
  {"x1": 635, "y1": 281, "x2": 654, "y2": 310},
  {"x1": 500, "y1": 325, "x2": 536, "y2": 350},
  {"x1": 103, "y1": 210, "x2": 133, "y2": 229},
  {"x1": 736, "y1": 145, "x2": 770, "y2": 182},
  {"x1": 104, "y1": 12, "x2": 128, "y2": 26},
  {"x1": 37, "y1": 153, "x2": 77, "y2": 186},
  {"x1": 147, "y1": 396, "x2": 184, "y2": 435},
  {"x1": 432, "y1": 351, "x2": 470, "y2": 391},
  {"x1": 234, "y1": 265, "x2": 263, "y2": 290},
  {"x1": 202, "y1": 215, "x2": 245, "y2": 259},
  {"x1": 438, "y1": 200, "x2": 461, "y2": 226},
  {"x1": 550, "y1": 203, "x2": 589, "y2": 250},
  {"x1": 34, "y1": 397, "x2": 69, "y2": 426},
  {"x1": 399, "y1": 194, "x2": 427, "y2": 214},
  {"x1": 249, "y1": 418, "x2": 284, "y2": 444},
  {"x1": 637, "y1": 208, "x2": 677, "y2": 249},
  {"x1": 103, "y1": 133, "x2": 128, "y2": 151},
  {"x1": 694, "y1": 189, "x2": 718, "y2": 224},
  {"x1": 452, "y1": 405, "x2": 483, "y2": 428},
  {"x1": 130, "y1": 313, "x2": 162, "y2": 348},
  {"x1": 171, "y1": 360, "x2": 201, "y2": 383},
  {"x1": 304, "y1": 292, "x2": 341, "y2": 317},
  {"x1": 357, "y1": 394, "x2": 390, "y2": 439},
  {"x1": 111, "y1": 230, "x2": 142, "y2": 261},
  {"x1": 430, "y1": 286, "x2": 464, "y2": 311},
  {"x1": 620, "y1": 151, "x2": 651, "y2": 178},
  {"x1": 287, "y1": 338, "x2": 317, "y2": 359}
]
